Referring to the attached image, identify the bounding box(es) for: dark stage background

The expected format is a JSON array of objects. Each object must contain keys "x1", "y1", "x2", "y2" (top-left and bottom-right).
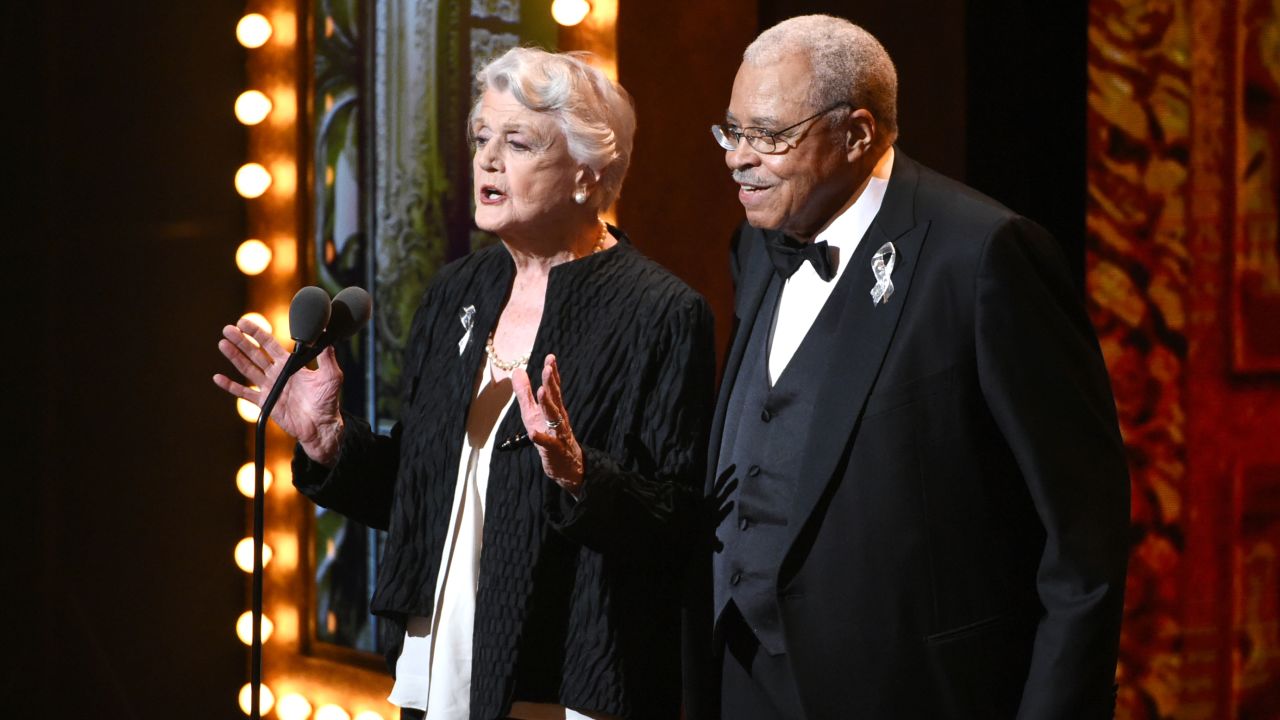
[{"x1": 9, "y1": 1, "x2": 248, "y2": 716}]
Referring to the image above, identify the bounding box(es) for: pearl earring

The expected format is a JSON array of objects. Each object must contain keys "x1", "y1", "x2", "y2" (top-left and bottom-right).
[{"x1": 573, "y1": 189, "x2": 588, "y2": 205}]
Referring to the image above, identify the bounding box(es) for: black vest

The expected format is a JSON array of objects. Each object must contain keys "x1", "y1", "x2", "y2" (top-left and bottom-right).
[{"x1": 713, "y1": 261, "x2": 859, "y2": 655}]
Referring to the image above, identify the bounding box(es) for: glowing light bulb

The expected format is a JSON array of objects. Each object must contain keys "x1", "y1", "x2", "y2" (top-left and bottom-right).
[
  {"x1": 236, "y1": 463, "x2": 274, "y2": 497},
  {"x1": 236, "y1": 14, "x2": 273, "y2": 48},
  {"x1": 316, "y1": 705, "x2": 351, "y2": 720},
  {"x1": 237, "y1": 397, "x2": 261, "y2": 423},
  {"x1": 235, "y1": 90, "x2": 273, "y2": 125},
  {"x1": 353, "y1": 712, "x2": 386, "y2": 720},
  {"x1": 236, "y1": 610, "x2": 275, "y2": 645},
  {"x1": 239, "y1": 683, "x2": 275, "y2": 715},
  {"x1": 234, "y1": 537, "x2": 273, "y2": 572},
  {"x1": 276, "y1": 694, "x2": 314, "y2": 720},
  {"x1": 235, "y1": 239, "x2": 273, "y2": 275},
  {"x1": 551, "y1": 0, "x2": 590, "y2": 26},
  {"x1": 236, "y1": 163, "x2": 273, "y2": 198}
]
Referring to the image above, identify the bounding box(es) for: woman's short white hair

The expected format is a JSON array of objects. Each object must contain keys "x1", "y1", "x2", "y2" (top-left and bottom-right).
[
  {"x1": 472, "y1": 47, "x2": 636, "y2": 210},
  {"x1": 745, "y1": 15, "x2": 899, "y2": 145}
]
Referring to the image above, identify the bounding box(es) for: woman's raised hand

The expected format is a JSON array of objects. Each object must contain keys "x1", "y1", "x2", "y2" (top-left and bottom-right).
[
  {"x1": 512, "y1": 354, "x2": 585, "y2": 497},
  {"x1": 213, "y1": 318, "x2": 345, "y2": 466}
]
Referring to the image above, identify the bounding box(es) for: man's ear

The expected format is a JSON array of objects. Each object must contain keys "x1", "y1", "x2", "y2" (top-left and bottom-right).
[{"x1": 845, "y1": 108, "x2": 877, "y2": 161}]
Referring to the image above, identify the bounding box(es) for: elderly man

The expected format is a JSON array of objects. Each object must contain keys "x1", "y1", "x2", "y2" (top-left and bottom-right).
[{"x1": 688, "y1": 15, "x2": 1130, "y2": 720}]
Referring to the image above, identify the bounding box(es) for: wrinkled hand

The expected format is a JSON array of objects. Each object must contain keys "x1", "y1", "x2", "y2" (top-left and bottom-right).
[
  {"x1": 512, "y1": 354, "x2": 585, "y2": 497},
  {"x1": 212, "y1": 318, "x2": 345, "y2": 466}
]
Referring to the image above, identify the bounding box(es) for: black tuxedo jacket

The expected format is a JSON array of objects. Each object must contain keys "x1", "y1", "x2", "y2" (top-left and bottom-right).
[{"x1": 686, "y1": 150, "x2": 1129, "y2": 720}]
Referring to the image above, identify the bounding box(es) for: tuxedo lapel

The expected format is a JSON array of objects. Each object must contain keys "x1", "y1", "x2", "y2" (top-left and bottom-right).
[
  {"x1": 781, "y1": 150, "x2": 930, "y2": 555},
  {"x1": 707, "y1": 231, "x2": 774, "y2": 491}
]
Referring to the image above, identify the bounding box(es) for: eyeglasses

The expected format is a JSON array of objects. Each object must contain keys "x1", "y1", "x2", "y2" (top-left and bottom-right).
[{"x1": 711, "y1": 102, "x2": 851, "y2": 154}]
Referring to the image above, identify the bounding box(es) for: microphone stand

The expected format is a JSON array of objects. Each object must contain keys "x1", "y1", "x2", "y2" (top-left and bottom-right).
[{"x1": 250, "y1": 348, "x2": 309, "y2": 720}]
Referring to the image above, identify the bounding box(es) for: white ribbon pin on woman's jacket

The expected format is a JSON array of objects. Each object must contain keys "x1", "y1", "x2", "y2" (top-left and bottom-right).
[{"x1": 458, "y1": 305, "x2": 476, "y2": 355}]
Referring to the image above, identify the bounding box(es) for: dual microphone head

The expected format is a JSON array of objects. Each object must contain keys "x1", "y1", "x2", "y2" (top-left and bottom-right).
[
  {"x1": 287, "y1": 285, "x2": 372, "y2": 363},
  {"x1": 256, "y1": 284, "x2": 372, "y2": 430}
]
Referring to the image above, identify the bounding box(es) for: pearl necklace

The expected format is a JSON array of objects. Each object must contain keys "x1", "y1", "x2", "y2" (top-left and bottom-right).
[
  {"x1": 592, "y1": 220, "x2": 609, "y2": 253},
  {"x1": 486, "y1": 332, "x2": 529, "y2": 372}
]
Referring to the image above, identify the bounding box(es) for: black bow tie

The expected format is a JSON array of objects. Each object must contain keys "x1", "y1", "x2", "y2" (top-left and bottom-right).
[{"x1": 765, "y1": 236, "x2": 835, "y2": 281}]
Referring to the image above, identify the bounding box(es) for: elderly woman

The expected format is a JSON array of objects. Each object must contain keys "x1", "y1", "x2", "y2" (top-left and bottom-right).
[{"x1": 214, "y1": 48, "x2": 713, "y2": 720}]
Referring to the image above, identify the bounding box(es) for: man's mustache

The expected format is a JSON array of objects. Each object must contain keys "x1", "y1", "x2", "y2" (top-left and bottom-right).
[{"x1": 732, "y1": 171, "x2": 770, "y2": 186}]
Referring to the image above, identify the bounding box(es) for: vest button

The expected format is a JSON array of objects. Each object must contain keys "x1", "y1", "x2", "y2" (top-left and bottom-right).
[
  {"x1": 748, "y1": 465, "x2": 761, "y2": 477},
  {"x1": 739, "y1": 517, "x2": 751, "y2": 531},
  {"x1": 730, "y1": 571, "x2": 743, "y2": 586},
  {"x1": 761, "y1": 408, "x2": 772, "y2": 422}
]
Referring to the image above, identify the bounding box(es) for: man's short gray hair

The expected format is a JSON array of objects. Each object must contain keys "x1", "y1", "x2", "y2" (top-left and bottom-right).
[
  {"x1": 744, "y1": 15, "x2": 899, "y2": 145},
  {"x1": 472, "y1": 47, "x2": 636, "y2": 209}
]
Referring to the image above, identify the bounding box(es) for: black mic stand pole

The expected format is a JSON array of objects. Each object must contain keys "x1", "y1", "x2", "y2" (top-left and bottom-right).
[{"x1": 250, "y1": 349, "x2": 308, "y2": 720}]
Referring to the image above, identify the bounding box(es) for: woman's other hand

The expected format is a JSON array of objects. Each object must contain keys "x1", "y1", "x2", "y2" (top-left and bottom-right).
[
  {"x1": 212, "y1": 318, "x2": 345, "y2": 466},
  {"x1": 512, "y1": 354, "x2": 585, "y2": 497}
]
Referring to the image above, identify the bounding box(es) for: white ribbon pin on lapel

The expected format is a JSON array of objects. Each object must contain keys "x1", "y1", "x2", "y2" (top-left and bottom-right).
[
  {"x1": 458, "y1": 305, "x2": 476, "y2": 355},
  {"x1": 870, "y1": 242, "x2": 897, "y2": 306}
]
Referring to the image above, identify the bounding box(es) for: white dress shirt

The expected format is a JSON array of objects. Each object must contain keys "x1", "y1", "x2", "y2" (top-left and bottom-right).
[
  {"x1": 388, "y1": 358, "x2": 618, "y2": 720},
  {"x1": 767, "y1": 147, "x2": 895, "y2": 385}
]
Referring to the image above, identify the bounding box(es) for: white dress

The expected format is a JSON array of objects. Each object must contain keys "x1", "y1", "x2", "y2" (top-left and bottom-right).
[{"x1": 388, "y1": 359, "x2": 619, "y2": 720}]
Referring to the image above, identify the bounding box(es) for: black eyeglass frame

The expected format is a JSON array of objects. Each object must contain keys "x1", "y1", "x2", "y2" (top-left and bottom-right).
[{"x1": 711, "y1": 102, "x2": 852, "y2": 154}]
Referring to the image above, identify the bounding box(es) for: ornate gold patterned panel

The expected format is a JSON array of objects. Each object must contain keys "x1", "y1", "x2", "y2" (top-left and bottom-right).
[
  {"x1": 1087, "y1": 2, "x2": 1190, "y2": 716},
  {"x1": 1090, "y1": 1, "x2": 1280, "y2": 717}
]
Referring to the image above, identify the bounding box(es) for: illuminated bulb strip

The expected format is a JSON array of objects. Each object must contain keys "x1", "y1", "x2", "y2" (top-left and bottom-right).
[
  {"x1": 235, "y1": 537, "x2": 273, "y2": 572},
  {"x1": 236, "y1": 610, "x2": 275, "y2": 645},
  {"x1": 235, "y1": 7, "x2": 291, "y2": 719},
  {"x1": 236, "y1": 14, "x2": 273, "y2": 48},
  {"x1": 353, "y1": 712, "x2": 386, "y2": 720},
  {"x1": 236, "y1": 463, "x2": 273, "y2": 497},
  {"x1": 239, "y1": 683, "x2": 274, "y2": 715}
]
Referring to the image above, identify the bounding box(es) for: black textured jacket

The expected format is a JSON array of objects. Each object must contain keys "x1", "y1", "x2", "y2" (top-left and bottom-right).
[{"x1": 294, "y1": 234, "x2": 715, "y2": 720}]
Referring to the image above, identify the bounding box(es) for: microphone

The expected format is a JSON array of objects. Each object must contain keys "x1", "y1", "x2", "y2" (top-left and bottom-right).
[
  {"x1": 248, "y1": 285, "x2": 331, "y2": 720},
  {"x1": 296, "y1": 285, "x2": 373, "y2": 365},
  {"x1": 269, "y1": 286, "x2": 334, "y2": 384},
  {"x1": 289, "y1": 285, "x2": 332, "y2": 347}
]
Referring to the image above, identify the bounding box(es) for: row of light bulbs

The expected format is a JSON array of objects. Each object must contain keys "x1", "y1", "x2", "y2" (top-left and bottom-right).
[
  {"x1": 234, "y1": 12, "x2": 277, "y2": 291},
  {"x1": 235, "y1": 13, "x2": 277, "y2": 203},
  {"x1": 236, "y1": 11, "x2": 323, "y2": 720},
  {"x1": 234, "y1": 9, "x2": 385, "y2": 719},
  {"x1": 235, "y1": 9, "x2": 277, "y2": 715},
  {"x1": 238, "y1": 684, "x2": 386, "y2": 720}
]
